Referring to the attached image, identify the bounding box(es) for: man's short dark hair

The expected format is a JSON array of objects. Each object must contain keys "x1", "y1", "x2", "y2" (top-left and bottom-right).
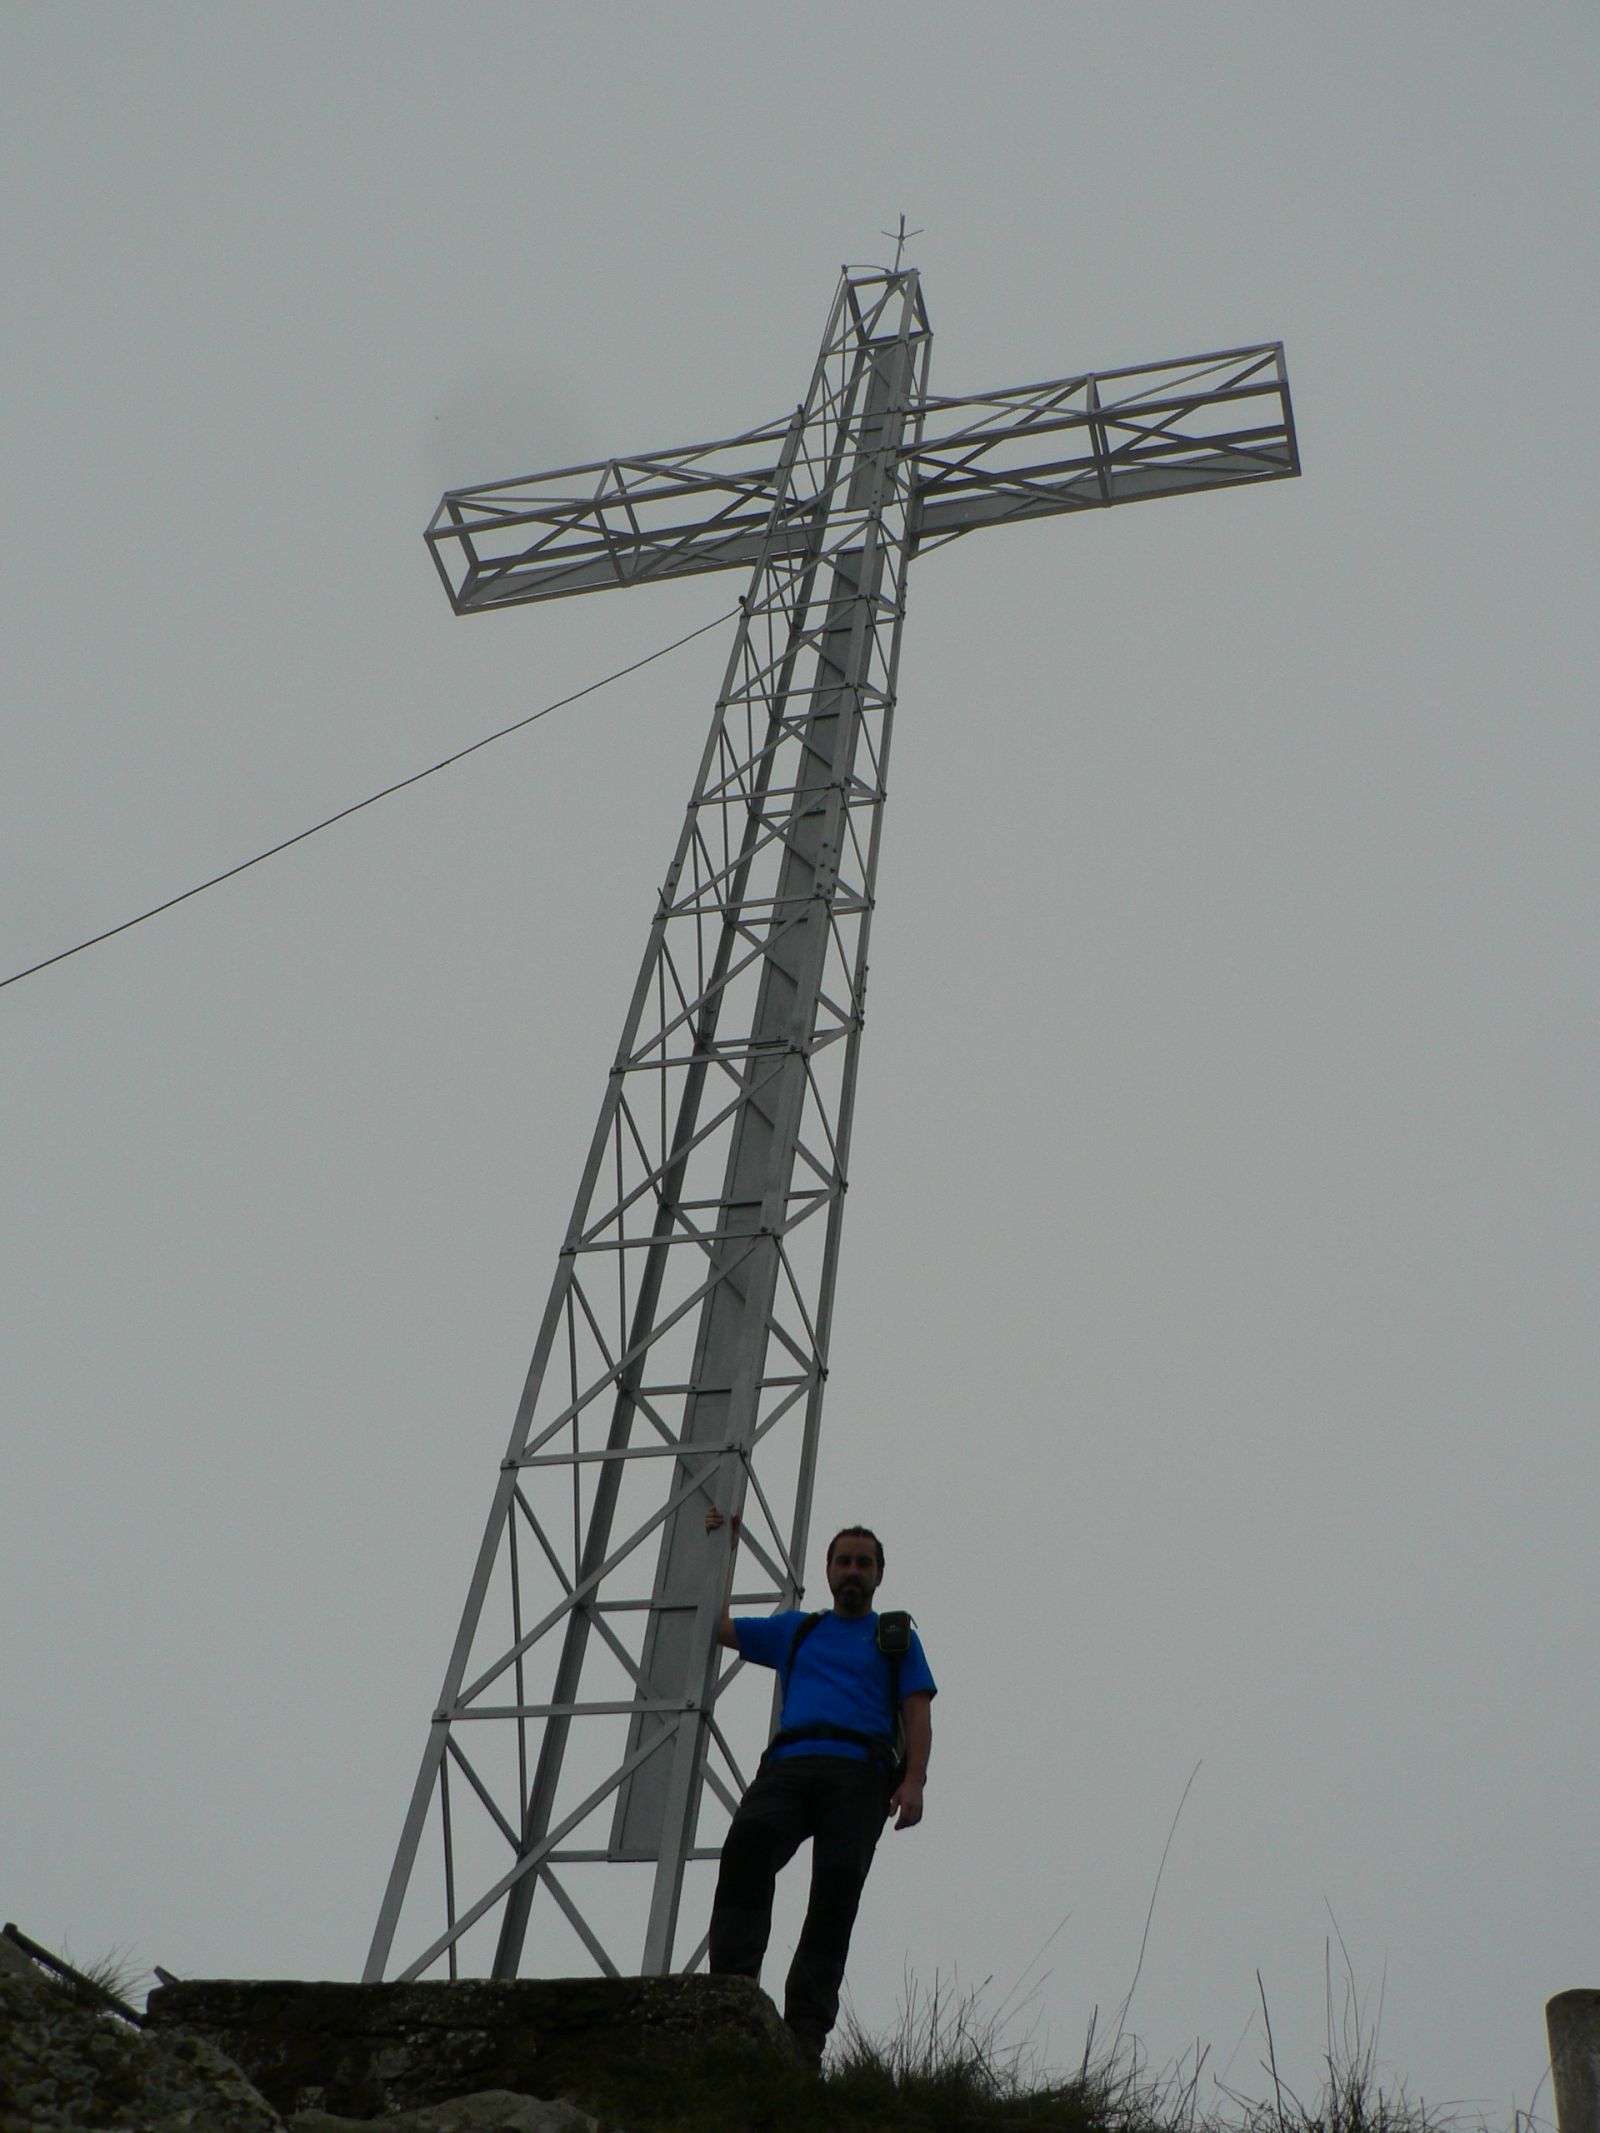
[{"x1": 826, "y1": 1525, "x2": 885, "y2": 1575}]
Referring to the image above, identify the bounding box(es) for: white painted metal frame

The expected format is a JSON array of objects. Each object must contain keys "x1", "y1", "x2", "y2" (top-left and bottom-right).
[
  {"x1": 370, "y1": 268, "x2": 932, "y2": 1985},
  {"x1": 369, "y1": 266, "x2": 1297, "y2": 1986}
]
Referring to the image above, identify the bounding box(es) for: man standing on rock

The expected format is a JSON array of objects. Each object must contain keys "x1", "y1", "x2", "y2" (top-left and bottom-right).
[{"x1": 702, "y1": 1508, "x2": 936, "y2": 2065}]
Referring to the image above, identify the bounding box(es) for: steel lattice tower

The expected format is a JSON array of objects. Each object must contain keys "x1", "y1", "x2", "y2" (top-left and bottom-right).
[{"x1": 367, "y1": 259, "x2": 1298, "y2": 1985}]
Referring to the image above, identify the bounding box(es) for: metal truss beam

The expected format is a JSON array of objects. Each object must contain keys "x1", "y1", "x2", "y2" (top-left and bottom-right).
[
  {"x1": 368, "y1": 267, "x2": 932, "y2": 1985},
  {"x1": 425, "y1": 344, "x2": 1294, "y2": 615}
]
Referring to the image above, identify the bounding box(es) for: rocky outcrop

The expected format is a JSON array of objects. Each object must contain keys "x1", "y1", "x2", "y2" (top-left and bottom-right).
[
  {"x1": 0, "y1": 1963, "x2": 281, "y2": 2133},
  {"x1": 2, "y1": 1963, "x2": 793, "y2": 2130}
]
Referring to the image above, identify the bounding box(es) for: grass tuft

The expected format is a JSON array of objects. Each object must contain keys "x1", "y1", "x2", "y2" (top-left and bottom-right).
[
  {"x1": 564, "y1": 1961, "x2": 1530, "y2": 2133},
  {"x1": 29, "y1": 1940, "x2": 148, "y2": 2023}
]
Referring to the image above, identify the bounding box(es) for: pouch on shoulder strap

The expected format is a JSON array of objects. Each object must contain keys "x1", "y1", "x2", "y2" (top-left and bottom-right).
[
  {"x1": 876, "y1": 1609, "x2": 914, "y2": 1657},
  {"x1": 878, "y1": 1612, "x2": 916, "y2": 1792}
]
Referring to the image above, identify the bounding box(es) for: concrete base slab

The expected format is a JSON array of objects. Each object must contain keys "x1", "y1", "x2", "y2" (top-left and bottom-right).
[{"x1": 144, "y1": 1975, "x2": 792, "y2": 2121}]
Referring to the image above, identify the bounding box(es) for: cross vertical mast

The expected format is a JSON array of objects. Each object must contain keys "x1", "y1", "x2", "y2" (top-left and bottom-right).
[{"x1": 367, "y1": 267, "x2": 931, "y2": 1983}]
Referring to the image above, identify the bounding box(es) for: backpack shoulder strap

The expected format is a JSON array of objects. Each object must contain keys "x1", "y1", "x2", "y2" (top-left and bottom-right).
[{"x1": 781, "y1": 1610, "x2": 826, "y2": 1694}]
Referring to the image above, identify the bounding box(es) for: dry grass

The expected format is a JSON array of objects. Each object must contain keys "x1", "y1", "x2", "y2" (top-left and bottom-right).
[{"x1": 565, "y1": 1958, "x2": 1514, "y2": 2133}]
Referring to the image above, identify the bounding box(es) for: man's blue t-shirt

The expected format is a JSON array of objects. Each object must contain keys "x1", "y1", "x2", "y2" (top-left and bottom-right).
[{"x1": 734, "y1": 1609, "x2": 937, "y2": 1763}]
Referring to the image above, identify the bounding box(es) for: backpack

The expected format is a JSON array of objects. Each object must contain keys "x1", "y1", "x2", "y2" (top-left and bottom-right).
[{"x1": 762, "y1": 1608, "x2": 916, "y2": 1786}]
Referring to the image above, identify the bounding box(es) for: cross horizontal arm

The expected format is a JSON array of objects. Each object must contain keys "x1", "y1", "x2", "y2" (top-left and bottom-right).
[
  {"x1": 425, "y1": 344, "x2": 1295, "y2": 618},
  {"x1": 425, "y1": 419, "x2": 807, "y2": 614},
  {"x1": 905, "y1": 344, "x2": 1297, "y2": 553}
]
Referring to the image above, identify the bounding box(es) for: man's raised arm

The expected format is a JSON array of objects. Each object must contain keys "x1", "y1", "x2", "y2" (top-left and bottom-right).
[{"x1": 705, "y1": 1506, "x2": 741, "y2": 1650}]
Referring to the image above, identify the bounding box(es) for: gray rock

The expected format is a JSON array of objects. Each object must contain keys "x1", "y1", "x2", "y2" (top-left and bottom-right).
[
  {"x1": 290, "y1": 2091, "x2": 600, "y2": 2133},
  {"x1": 0, "y1": 1966, "x2": 284, "y2": 2132}
]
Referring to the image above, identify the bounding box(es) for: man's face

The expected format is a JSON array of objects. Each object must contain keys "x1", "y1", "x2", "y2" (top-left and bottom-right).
[{"x1": 826, "y1": 1536, "x2": 883, "y2": 1616}]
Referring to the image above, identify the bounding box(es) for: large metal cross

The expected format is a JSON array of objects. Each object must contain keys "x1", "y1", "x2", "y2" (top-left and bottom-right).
[{"x1": 367, "y1": 263, "x2": 1297, "y2": 1986}]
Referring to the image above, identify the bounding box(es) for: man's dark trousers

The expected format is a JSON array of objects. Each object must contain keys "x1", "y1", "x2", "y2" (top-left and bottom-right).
[{"x1": 708, "y1": 1752, "x2": 890, "y2": 2048}]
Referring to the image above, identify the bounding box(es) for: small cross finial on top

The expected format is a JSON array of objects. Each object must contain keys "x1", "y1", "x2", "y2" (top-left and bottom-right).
[{"x1": 880, "y1": 214, "x2": 924, "y2": 272}]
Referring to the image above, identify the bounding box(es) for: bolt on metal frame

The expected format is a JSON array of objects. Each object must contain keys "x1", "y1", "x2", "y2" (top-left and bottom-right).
[{"x1": 368, "y1": 263, "x2": 1298, "y2": 1986}]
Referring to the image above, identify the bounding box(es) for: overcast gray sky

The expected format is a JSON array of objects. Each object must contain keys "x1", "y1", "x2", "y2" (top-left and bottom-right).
[{"x1": 3, "y1": 2, "x2": 1596, "y2": 2117}]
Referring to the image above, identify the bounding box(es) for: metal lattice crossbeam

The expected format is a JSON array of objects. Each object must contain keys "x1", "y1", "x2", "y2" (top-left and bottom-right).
[
  {"x1": 369, "y1": 265, "x2": 1297, "y2": 1987},
  {"x1": 426, "y1": 344, "x2": 1293, "y2": 612}
]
